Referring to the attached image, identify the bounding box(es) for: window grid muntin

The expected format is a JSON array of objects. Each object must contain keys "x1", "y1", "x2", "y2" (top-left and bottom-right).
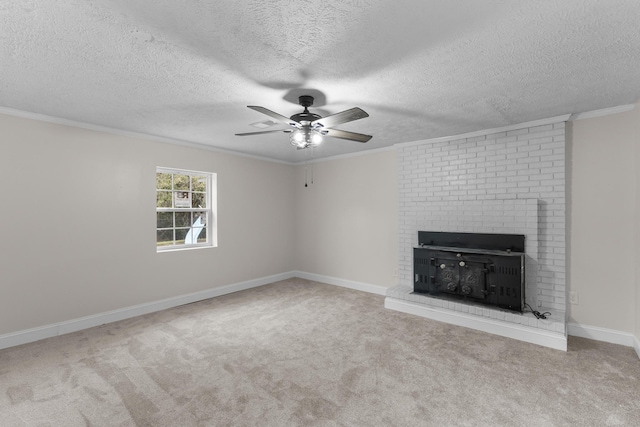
[{"x1": 156, "y1": 168, "x2": 213, "y2": 250}]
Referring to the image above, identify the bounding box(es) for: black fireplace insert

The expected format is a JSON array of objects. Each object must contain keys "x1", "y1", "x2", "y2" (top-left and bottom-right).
[{"x1": 413, "y1": 231, "x2": 525, "y2": 312}]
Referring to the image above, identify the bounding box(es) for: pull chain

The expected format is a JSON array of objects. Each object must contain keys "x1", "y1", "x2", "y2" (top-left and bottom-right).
[
  {"x1": 304, "y1": 147, "x2": 309, "y2": 187},
  {"x1": 310, "y1": 146, "x2": 314, "y2": 185},
  {"x1": 304, "y1": 146, "x2": 316, "y2": 187}
]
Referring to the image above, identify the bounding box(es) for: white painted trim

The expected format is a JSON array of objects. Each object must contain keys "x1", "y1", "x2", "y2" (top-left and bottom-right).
[
  {"x1": 566, "y1": 322, "x2": 636, "y2": 347},
  {"x1": 0, "y1": 105, "x2": 394, "y2": 166},
  {"x1": 569, "y1": 104, "x2": 635, "y2": 121},
  {"x1": 4, "y1": 270, "x2": 635, "y2": 358},
  {"x1": 294, "y1": 271, "x2": 389, "y2": 296},
  {"x1": 385, "y1": 297, "x2": 567, "y2": 351},
  {"x1": 0, "y1": 271, "x2": 296, "y2": 350},
  {"x1": 0, "y1": 106, "x2": 294, "y2": 165},
  {"x1": 395, "y1": 114, "x2": 572, "y2": 149},
  {"x1": 295, "y1": 145, "x2": 397, "y2": 165}
]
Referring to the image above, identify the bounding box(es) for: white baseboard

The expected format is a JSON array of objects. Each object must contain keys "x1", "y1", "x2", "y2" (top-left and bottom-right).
[
  {"x1": 0, "y1": 271, "x2": 296, "y2": 350},
  {"x1": 385, "y1": 297, "x2": 568, "y2": 351},
  {"x1": 293, "y1": 271, "x2": 389, "y2": 296},
  {"x1": 4, "y1": 271, "x2": 637, "y2": 359},
  {"x1": 566, "y1": 322, "x2": 636, "y2": 347}
]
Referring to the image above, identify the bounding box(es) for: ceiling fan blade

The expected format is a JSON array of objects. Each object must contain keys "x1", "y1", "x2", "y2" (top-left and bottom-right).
[
  {"x1": 311, "y1": 107, "x2": 369, "y2": 129},
  {"x1": 247, "y1": 106, "x2": 300, "y2": 127},
  {"x1": 235, "y1": 129, "x2": 292, "y2": 136},
  {"x1": 324, "y1": 128, "x2": 372, "y2": 143}
]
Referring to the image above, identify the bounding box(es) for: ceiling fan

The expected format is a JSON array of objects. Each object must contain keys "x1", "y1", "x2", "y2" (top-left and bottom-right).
[{"x1": 235, "y1": 95, "x2": 372, "y2": 149}]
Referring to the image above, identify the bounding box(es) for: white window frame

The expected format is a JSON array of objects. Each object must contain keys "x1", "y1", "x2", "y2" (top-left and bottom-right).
[{"x1": 156, "y1": 167, "x2": 217, "y2": 252}]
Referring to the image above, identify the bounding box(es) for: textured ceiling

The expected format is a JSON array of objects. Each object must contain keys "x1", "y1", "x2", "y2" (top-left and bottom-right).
[{"x1": 1, "y1": 0, "x2": 639, "y2": 163}]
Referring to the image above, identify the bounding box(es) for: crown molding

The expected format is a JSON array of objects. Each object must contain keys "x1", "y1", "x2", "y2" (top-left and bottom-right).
[
  {"x1": 395, "y1": 114, "x2": 572, "y2": 148},
  {"x1": 7, "y1": 103, "x2": 635, "y2": 165},
  {"x1": 568, "y1": 104, "x2": 635, "y2": 121},
  {"x1": 0, "y1": 106, "x2": 295, "y2": 165}
]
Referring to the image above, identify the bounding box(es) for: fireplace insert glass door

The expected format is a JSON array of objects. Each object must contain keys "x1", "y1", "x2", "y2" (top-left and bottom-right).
[
  {"x1": 414, "y1": 247, "x2": 524, "y2": 312},
  {"x1": 434, "y1": 256, "x2": 488, "y2": 300}
]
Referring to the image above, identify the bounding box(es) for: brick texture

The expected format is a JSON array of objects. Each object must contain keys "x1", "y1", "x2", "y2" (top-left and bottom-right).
[{"x1": 396, "y1": 121, "x2": 566, "y2": 327}]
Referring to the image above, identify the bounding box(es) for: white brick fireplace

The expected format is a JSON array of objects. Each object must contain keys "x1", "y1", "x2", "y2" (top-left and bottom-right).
[{"x1": 385, "y1": 115, "x2": 569, "y2": 350}]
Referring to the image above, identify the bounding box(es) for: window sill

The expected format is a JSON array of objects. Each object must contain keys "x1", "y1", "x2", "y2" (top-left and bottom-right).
[{"x1": 157, "y1": 244, "x2": 216, "y2": 253}]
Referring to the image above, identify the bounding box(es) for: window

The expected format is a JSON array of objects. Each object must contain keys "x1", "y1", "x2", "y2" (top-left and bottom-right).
[{"x1": 156, "y1": 167, "x2": 216, "y2": 251}]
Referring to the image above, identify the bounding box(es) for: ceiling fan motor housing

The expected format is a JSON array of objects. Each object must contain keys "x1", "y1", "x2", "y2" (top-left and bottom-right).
[
  {"x1": 290, "y1": 111, "x2": 321, "y2": 123},
  {"x1": 298, "y1": 95, "x2": 314, "y2": 108},
  {"x1": 290, "y1": 95, "x2": 321, "y2": 124}
]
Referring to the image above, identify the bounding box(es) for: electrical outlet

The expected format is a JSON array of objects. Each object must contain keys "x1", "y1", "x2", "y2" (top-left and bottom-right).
[{"x1": 569, "y1": 291, "x2": 579, "y2": 305}]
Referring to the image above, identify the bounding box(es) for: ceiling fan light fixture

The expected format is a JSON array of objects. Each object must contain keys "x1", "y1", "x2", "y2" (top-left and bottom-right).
[
  {"x1": 290, "y1": 128, "x2": 323, "y2": 148},
  {"x1": 309, "y1": 129, "x2": 323, "y2": 146},
  {"x1": 290, "y1": 129, "x2": 306, "y2": 147}
]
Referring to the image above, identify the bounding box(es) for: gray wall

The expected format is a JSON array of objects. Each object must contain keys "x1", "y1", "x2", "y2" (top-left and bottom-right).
[
  {"x1": 569, "y1": 107, "x2": 639, "y2": 334},
  {"x1": 298, "y1": 106, "x2": 640, "y2": 343},
  {"x1": 2, "y1": 105, "x2": 639, "y2": 348},
  {"x1": 0, "y1": 113, "x2": 296, "y2": 335},
  {"x1": 294, "y1": 150, "x2": 398, "y2": 287}
]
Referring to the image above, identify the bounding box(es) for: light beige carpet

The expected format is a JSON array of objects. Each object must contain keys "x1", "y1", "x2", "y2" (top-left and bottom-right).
[{"x1": 1, "y1": 278, "x2": 638, "y2": 426}]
